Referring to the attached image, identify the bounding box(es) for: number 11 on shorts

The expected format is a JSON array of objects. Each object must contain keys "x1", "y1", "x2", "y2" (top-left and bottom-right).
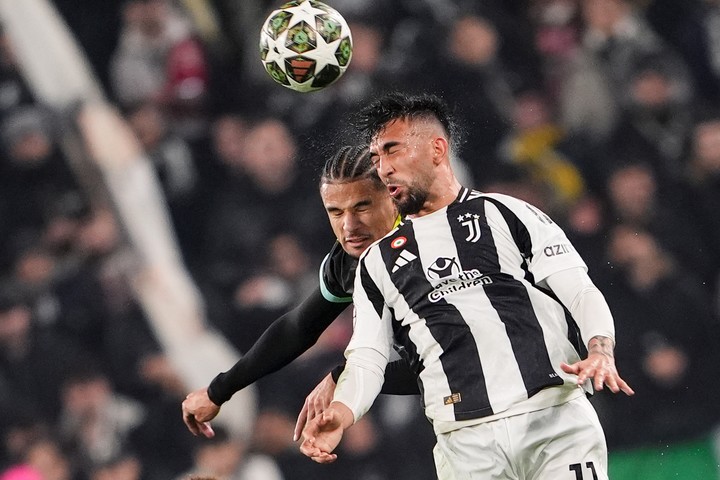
[{"x1": 569, "y1": 461, "x2": 598, "y2": 480}]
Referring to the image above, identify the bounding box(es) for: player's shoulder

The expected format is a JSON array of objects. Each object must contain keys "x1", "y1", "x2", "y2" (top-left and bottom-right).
[
  {"x1": 467, "y1": 190, "x2": 551, "y2": 220},
  {"x1": 325, "y1": 240, "x2": 348, "y2": 263},
  {"x1": 323, "y1": 241, "x2": 357, "y2": 278},
  {"x1": 360, "y1": 222, "x2": 407, "y2": 261},
  {"x1": 464, "y1": 189, "x2": 519, "y2": 207},
  {"x1": 320, "y1": 241, "x2": 357, "y2": 303},
  {"x1": 450, "y1": 188, "x2": 516, "y2": 208}
]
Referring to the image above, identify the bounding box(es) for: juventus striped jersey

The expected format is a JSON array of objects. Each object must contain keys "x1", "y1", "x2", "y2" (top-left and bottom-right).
[
  {"x1": 348, "y1": 188, "x2": 592, "y2": 428},
  {"x1": 319, "y1": 215, "x2": 404, "y2": 304}
]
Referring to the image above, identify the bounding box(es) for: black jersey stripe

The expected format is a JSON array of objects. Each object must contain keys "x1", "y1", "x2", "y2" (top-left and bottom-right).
[
  {"x1": 380, "y1": 224, "x2": 492, "y2": 420},
  {"x1": 484, "y1": 196, "x2": 587, "y2": 360},
  {"x1": 359, "y1": 259, "x2": 386, "y2": 320},
  {"x1": 483, "y1": 196, "x2": 536, "y2": 284},
  {"x1": 390, "y1": 306, "x2": 426, "y2": 403},
  {"x1": 449, "y1": 197, "x2": 562, "y2": 396}
]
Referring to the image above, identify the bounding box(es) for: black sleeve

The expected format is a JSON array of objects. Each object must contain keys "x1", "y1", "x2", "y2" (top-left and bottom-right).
[
  {"x1": 207, "y1": 288, "x2": 349, "y2": 405},
  {"x1": 330, "y1": 358, "x2": 420, "y2": 395}
]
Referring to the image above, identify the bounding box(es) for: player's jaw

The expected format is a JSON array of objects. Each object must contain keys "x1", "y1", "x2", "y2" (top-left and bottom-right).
[{"x1": 387, "y1": 181, "x2": 429, "y2": 217}]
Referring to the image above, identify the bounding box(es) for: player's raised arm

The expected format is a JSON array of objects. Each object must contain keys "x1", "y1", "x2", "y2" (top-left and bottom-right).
[
  {"x1": 182, "y1": 288, "x2": 347, "y2": 436},
  {"x1": 184, "y1": 144, "x2": 401, "y2": 438}
]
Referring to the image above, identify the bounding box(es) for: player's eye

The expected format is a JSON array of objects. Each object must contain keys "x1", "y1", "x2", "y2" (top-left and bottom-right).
[{"x1": 387, "y1": 145, "x2": 403, "y2": 155}]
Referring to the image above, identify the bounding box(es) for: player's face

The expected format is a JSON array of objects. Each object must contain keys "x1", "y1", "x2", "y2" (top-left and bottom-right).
[
  {"x1": 320, "y1": 178, "x2": 397, "y2": 258},
  {"x1": 369, "y1": 118, "x2": 437, "y2": 216}
]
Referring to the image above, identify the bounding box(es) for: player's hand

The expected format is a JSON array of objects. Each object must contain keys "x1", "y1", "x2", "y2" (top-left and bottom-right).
[
  {"x1": 294, "y1": 372, "x2": 337, "y2": 441},
  {"x1": 182, "y1": 387, "x2": 219, "y2": 438},
  {"x1": 299, "y1": 406, "x2": 347, "y2": 464},
  {"x1": 561, "y1": 351, "x2": 634, "y2": 396}
]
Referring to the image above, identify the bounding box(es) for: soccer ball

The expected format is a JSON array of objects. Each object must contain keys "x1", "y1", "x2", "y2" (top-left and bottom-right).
[{"x1": 259, "y1": 0, "x2": 353, "y2": 93}]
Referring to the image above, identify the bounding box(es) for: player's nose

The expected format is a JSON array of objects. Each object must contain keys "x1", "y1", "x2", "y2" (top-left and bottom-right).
[
  {"x1": 343, "y1": 214, "x2": 359, "y2": 232},
  {"x1": 376, "y1": 155, "x2": 394, "y2": 178}
]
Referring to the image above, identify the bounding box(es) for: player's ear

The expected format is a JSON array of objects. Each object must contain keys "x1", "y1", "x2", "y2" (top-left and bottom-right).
[{"x1": 432, "y1": 136, "x2": 448, "y2": 164}]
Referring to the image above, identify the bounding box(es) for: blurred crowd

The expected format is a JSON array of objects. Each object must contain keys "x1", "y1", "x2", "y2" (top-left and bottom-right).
[{"x1": 1, "y1": 0, "x2": 720, "y2": 479}]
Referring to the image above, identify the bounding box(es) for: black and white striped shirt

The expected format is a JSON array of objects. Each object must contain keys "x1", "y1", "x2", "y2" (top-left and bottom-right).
[{"x1": 349, "y1": 188, "x2": 590, "y2": 426}]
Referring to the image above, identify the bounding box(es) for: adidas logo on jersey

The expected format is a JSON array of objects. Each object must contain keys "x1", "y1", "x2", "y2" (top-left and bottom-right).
[{"x1": 392, "y1": 250, "x2": 417, "y2": 273}]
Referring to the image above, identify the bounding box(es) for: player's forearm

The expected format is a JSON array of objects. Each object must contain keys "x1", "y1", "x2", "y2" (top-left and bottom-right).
[
  {"x1": 330, "y1": 358, "x2": 419, "y2": 395},
  {"x1": 332, "y1": 348, "x2": 387, "y2": 423},
  {"x1": 208, "y1": 290, "x2": 345, "y2": 405},
  {"x1": 208, "y1": 312, "x2": 305, "y2": 404},
  {"x1": 544, "y1": 267, "x2": 615, "y2": 344}
]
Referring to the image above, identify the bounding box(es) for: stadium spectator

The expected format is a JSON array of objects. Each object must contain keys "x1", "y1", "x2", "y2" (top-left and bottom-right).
[
  {"x1": 604, "y1": 161, "x2": 713, "y2": 287},
  {"x1": 0, "y1": 106, "x2": 80, "y2": 252},
  {"x1": 0, "y1": 286, "x2": 89, "y2": 423},
  {"x1": 57, "y1": 365, "x2": 146, "y2": 470},
  {"x1": 607, "y1": 52, "x2": 695, "y2": 184},
  {"x1": 644, "y1": 0, "x2": 720, "y2": 105},
  {"x1": 683, "y1": 112, "x2": 720, "y2": 295},
  {"x1": 497, "y1": 89, "x2": 586, "y2": 215},
  {"x1": 175, "y1": 425, "x2": 283, "y2": 480},
  {"x1": 87, "y1": 452, "x2": 142, "y2": 480},
  {"x1": 559, "y1": 0, "x2": 692, "y2": 143},
  {"x1": 126, "y1": 101, "x2": 202, "y2": 258},
  {"x1": 20, "y1": 436, "x2": 75, "y2": 480},
  {"x1": 597, "y1": 225, "x2": 720, "y2": 479},
  {"x1": 0, "y1": 27, "x2": 35, "y2": 115},
  {"x1": 529, "y1": 0, "x2": 583, "y2": 104},
  {"x1": 410, "y1": 10, "x2": 541, "y2": 183},
  {"x1": 200, "y1": 117, "x2": 326, "y2": 312},
  {"x1": 110, "y1": 0, "x2": 209, "y2": 138}
]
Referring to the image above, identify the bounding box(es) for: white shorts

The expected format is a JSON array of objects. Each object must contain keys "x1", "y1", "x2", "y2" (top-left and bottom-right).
[{"x1": 433, "y1": 396, "x2": 608, "y2": 480}]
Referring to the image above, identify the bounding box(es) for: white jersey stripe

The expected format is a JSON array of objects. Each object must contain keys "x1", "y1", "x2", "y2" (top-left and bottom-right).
[{"x1": 349, "y1": 189, "x2": 594, "y2": 427}]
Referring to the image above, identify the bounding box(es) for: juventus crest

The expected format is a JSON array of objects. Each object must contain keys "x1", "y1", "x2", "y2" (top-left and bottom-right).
[{"x1": 458, "y1": 213, "x2": 481, "y2": 242}]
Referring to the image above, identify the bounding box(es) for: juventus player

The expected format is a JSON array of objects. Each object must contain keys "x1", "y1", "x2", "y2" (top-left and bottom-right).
[
  {"x1": 300, "y1": 93, "x2": 634, "y2": 480},
  {"x1": 182, "y1": 145, "x2": 418, "y2": 439}
]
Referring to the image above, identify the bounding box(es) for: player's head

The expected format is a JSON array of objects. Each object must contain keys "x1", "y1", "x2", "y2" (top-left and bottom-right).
[
  {"x1": 358, "y1": 92, "x2": 459, "y2": 216},
  {"x1": 357, "y1": 92, "x2": 458, "y2": 153},
  {"x1": 320, "y1": 145, "x2": 398, "y2": 258}
]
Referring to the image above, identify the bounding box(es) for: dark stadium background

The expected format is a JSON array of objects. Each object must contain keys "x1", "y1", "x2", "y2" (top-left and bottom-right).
[{"x1": 1, "y1": 0, "x2": 719, "y2": 479}]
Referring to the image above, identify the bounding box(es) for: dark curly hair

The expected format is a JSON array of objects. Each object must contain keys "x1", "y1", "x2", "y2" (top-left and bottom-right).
[{"x1": 355, "y1": 91, "x2": 461, "y2": 154}]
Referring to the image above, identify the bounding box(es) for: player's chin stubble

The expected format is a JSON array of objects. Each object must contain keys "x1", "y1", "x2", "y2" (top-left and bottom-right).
[{"x1": 395, "y1": 185, "x2": 428, "y2": 216}]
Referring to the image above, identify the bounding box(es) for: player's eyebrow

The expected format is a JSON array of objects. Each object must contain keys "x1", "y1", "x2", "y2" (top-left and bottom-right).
[
  {"x1": 379, "y1": 140, "x2": 401, "y2": 152},
  {"x1": 352, "y1": 199, "x2": 372, "y2": 209},
  {"x1": 369, "y1": 141, "x2": 401, "y2": 162},
  {"x1": 326, "y1": 198, "x2": 372, "y2": 212}
]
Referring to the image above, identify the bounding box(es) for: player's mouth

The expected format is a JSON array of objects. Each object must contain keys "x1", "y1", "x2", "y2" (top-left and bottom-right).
[
  {"x1": 345, "y1": 235, "x2": 369, "y2": 249},
  {"x1": 387, "y1": 184, "x2": 402, "y2": 198}
]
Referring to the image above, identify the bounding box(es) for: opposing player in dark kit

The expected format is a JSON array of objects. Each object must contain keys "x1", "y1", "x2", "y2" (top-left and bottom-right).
[{"x1": 182, "y1": 145, "x2": 416, "y2": 439}]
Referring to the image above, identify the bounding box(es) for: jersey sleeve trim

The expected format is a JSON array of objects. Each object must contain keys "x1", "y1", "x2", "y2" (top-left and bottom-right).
[{"x1": 319, "y1": 253, "x2": 352, "y2": 303}]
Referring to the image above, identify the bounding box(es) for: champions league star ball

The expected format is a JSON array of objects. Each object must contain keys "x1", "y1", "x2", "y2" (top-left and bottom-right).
[{"x1": 260, "y1": 0, "x2": 353, "y2": 92}]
